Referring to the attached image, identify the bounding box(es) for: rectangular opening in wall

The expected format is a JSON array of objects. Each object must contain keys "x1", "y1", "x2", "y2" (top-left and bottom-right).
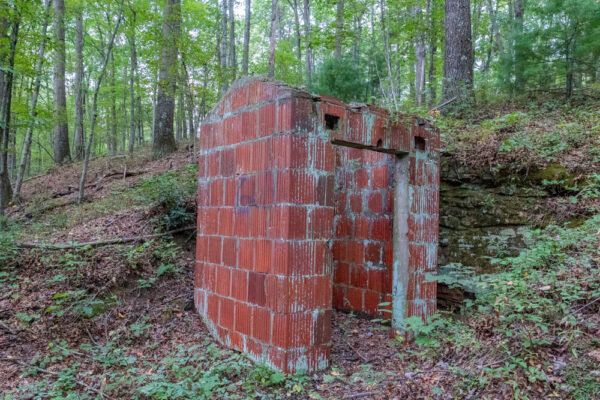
[
  {"x1": 324, "y1": 114, "x2": 340, "y2": 131},
  {"x1": 414, "y1": 136, "x2": 426, "y2": 151}
]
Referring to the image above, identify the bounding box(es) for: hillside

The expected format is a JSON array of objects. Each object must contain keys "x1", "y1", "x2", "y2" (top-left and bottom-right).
[{"x1": 1, "y1": 100, "x2": 600, "y2": 399}]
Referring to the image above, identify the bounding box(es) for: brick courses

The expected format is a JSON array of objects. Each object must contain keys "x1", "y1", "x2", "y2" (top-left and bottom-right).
[{"x1": 196, "y1": 77, "x2": 439, "y2": 374}]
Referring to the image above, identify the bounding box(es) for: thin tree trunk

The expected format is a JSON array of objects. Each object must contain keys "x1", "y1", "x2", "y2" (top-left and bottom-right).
[
  {"x1": 380, "y1": 0, "x2": 398, "y2": 109},
  {"x1": 426, "y1": 0, "x2": 436, "y2": 109},
  {"x1": 267, "y1": 0, "x2": 278, "y2": 78},
  {"x1": 242, "y1": 0, "x2": 251, "y2": 75},
  {"x1": 0, "y1": 3, "x2": 18, "y2": 213},
  {"x1": 176, "y1": 83, "x2": 183, "y2": 140},
  {"x1": 427, "y1": 42, "x2": 437, "y2": 109},
  {"x1": 73, "y1": 6, "x2": 85, "y2": 160},
  {"x1": 78, "y1": 0, "x2": 124, "y2": 203},
  {"x1": 286, "y1": 0, "x2": 302, "y2": 82},
  {"x1": 121, "y1": 63, "x2": 127, "y2": 152},
  {"x1": 128, "y1": 7, "x2": 137, "y2": 154},
  {"x1": 220, "y1": 0, "x2": 228, "y2": 92},
  {"x1": 151, "y1": 70, "x2": 157, "y2": 144},
  {"x1": 52, "y1": 0, "x2": 70, "y2": 164},
  {"x1": 482, "y1": 0, "x2": 497, "y2": 73},
  {"x1": 181, "y1": 56, "x2": 195, "y2": 146},
  {"x1": 441, "y1": 0, "x2": 474, "y2": 110},
  {"x1": 151, "y1": 0, "x2": 180, "y2": 159},
  {"x1": 14, "y1": 0, "x2": 51, "y2": 201},
  {"x1": 352, "y1": 6, "x2": 363, "y2": 64},
  {"x1": 137, "y1": 90, "x2": 143, "y2": 145},
  {"x1": 109, "y1": 52, "x2": 117, "y2": 154},
  {"x1": 334, "y1": 0, "x2": 344, "y2": 59},
  {"x1": 415, "y1": 39, "x2": 426, "y2": 106},
  {"x1": 302, "y1": 0, "x2": 311, "y2": 86},
  {"x1": 228, "y1": 0, "x2": 236, "y2": 80},
  {"x1": 513, "y1": 0, "x2": 524, "y2": 92}
]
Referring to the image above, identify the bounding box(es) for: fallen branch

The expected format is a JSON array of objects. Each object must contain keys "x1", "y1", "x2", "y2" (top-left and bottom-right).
[
  {"x1": 343, "y1": 392, "x2": 376, "y2": 399},
  {"x1": 574, "y1": 296, "x2": 600, "y2": 314},
  {"x1": 18, "y1": 226, "x2": 195, "y2": 250},
  {"x1": 429, "y1": 96, "x2": 457, "y2": 113}
]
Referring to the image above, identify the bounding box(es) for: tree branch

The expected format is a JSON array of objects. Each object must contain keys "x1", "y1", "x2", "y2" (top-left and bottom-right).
[{"x1": 18, "y1": 226, "x2": 195, "y2": 250}]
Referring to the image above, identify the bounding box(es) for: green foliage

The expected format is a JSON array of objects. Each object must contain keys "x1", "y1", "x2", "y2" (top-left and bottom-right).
[
  {"x1": 134, "y1": 165, "x2": 197, "y2": 231},
  {"x1": 311, "y1": 56, "x2": 368, "y2": 103},
  {"x1": 7, "y1": 336, "x2": 305, "y2": 400},
  {"x1": 0, "y1": 216, "x2": 18, "y2": 266},
  {"x1": 399, "y1": 214, "x2": 600, "y2": 396}
]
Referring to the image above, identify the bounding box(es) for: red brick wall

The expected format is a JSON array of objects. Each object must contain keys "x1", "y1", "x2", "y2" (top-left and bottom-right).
[
  {"x1": 332, "y1": 147, "x2": 395, "y2": 316},
  {"x1": 195, "y1": 79, "x2": 334, "y2": 374},
  {"x1": 196, "y1": 78, "x2": 440, "y2": 374}
]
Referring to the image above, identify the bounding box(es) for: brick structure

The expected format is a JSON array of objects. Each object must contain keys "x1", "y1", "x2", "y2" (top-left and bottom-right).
[{"x1": 195, "y1": 77, "x2": 439, "y2": 374}]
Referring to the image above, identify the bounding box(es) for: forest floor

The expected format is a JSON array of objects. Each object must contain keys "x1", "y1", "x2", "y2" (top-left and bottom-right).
[{"x1": 1, "y1": 99, "x2": 600, "y2": 400}]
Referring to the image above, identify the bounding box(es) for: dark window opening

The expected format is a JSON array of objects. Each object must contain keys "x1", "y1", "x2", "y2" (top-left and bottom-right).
[
  {"x1": 376, "y1": 138, "x2": 383, "y2": 147},
  {"x1": 324, "y1": 114, "x2": 340, "y2": 130},
  {"x1": 414, "y1": 136, "x2": 426, "y2": 151}
]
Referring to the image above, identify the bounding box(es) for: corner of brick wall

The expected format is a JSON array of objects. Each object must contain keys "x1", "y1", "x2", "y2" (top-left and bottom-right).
[{"x1": 195, "y1": 78, "x2": 334, "y2": 374}]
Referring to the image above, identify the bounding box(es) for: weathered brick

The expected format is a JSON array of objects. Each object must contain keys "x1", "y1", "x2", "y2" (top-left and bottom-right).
[
  {"x1": 219, "y1": 297, "x2": 235, "y2": 330},
  {"x1": 196, "y1": 77, "x2": 440, "y2": 374},
  {"x1": 216, "y1": 266, "x2": 231, "y2": 297},
  {"x1": 259, "y1": 103, "x2": 276, "y2": 137},
  {"x1": 235, "y1": 301, "x2": 252, "y2": 335},
  {"x1": 248, "y1": 271, "x2": 266, "y2": 306},
  {"x1": 252, "y1": 306, "x2": 272, "y2": 343},
  {"x1": 231, "y1": 269, "x2": 248, "y2": 301}
]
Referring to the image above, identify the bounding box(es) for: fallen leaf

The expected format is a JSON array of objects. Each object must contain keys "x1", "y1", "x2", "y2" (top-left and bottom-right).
[{"x1": 587, "y1": 350, "x2": 600, "y2": 362}]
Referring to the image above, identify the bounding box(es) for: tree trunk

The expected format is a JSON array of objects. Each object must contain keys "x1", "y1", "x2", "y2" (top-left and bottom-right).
[
  {"x1": 482, "y1": 0, "x2": 497, "y2": 73},
  {"x1": 441, "y1": 0, "x2": 474, "y2": 110},
  {"x1": 267, "y1": 0, "x2": 278, "y2": 78},
  {"x1": 513, "y1": 0, "x2": 524, "y2": 92},
  {"x1": 302, "y1": 0, "x2": 311, "y2": 86},
  {"x1": 334, "y1": 0, "x2": 344, "y2": 59},
  {"x1": 220, "y1": 0, "x2": 228, "y2": 93},
  {"x1": 242, "y1": 0, "x2": 251, "y2": 75},
  {"x1": 287, "y1": 0, "x2": 302, "y2": 82},
  {"x1": 14, "y1": 0, "x2": 51, "y2": 201},
  {"x1": 380, "y1": 0, "x2": 398, "y2": 109},
  {"x1": 176, "y1": 79, "x2": 184, "y2": 141},
  {"x1": 426, "y1": 0, "x2": 436, "y2": 109},
  {"x1": 52, "y1": 0, "x2": 70, "y2": 164},
  {"x1": 109, "y1": 52, "x2": 118, "y2": 154},
  {"x1": 79, "y1": 0, "x2": 124, "y2": 203},
  {"x1": 228, "y1": 0, "x2": 236, "y2": 80},
  {"x1": 565, "y1": 40, "x2": 574, "y2": 99},
  {"x1": 415, "y1": 38, "x2": 426, "y2": 106},
  {"x1": 181, "y1": 56, "x2": 195, "y2": 148},
  {"x1": 0, "y1": 3, "x2": 18, "y2": 213},
  {"x1": 352, "y1": 6, "x2": 363, "y2": 64},
  {"x1": 128, "y1": 7, "x2": 137, "y2": 154},
  {"x1": 152, "y1": 0, "x2": 180, "y2": 159},
  {"x1": 121, "y1": 63, "x2": 127, "y2": 152},
  {"x1": 73, "y1": 7, "x2": 85, "y2": 160}
]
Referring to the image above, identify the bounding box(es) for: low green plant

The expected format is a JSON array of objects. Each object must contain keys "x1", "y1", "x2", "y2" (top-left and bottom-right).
[
  {"x1": 0, "y1": 215, "x2": 18, "y2": 266},
  {"x1": 134, "y1": 165, "x2": 197, "y2": 231}
]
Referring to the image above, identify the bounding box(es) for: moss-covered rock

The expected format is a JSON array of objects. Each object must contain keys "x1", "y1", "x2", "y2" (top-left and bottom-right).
[
  {"x1": 530, "y1": 163, "x2": 575, "y2": 187},
  {"x1": 439, "y1": 182, "x2": 545, "y2": 273}
]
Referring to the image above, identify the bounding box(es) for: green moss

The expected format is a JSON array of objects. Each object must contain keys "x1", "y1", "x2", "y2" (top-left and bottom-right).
[{"x1": 530, "y1": 163, "x2": 575, "y2": 187}]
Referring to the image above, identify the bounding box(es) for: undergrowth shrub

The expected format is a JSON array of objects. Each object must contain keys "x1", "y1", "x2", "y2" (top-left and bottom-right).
[
  {"x1": 401, "y1": 214, "x2": 600, "y2": 396},
  {"x1": 0, "y1": 215, "x2": 18, "y2": 266},
  {"x1": 134, "y1": 164, "x2": 197, "y2": 231}
]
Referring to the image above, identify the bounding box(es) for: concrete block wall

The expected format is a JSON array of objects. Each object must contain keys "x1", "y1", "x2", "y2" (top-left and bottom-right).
[{"x1": 196, "y1": 77, "x2": 440, "y2": 374}]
